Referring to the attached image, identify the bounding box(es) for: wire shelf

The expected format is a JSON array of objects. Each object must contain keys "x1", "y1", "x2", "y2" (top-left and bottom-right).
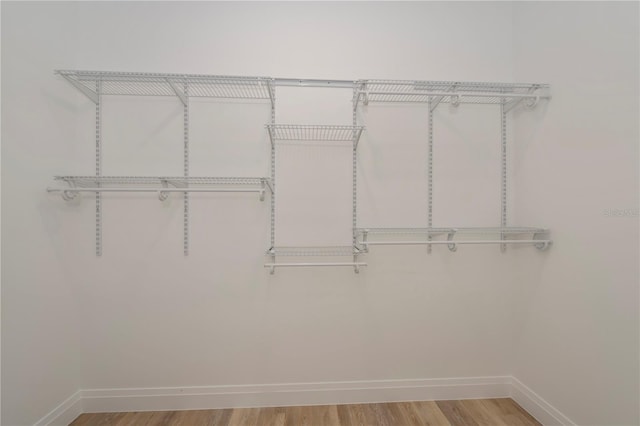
[
  {"x1": 56, "y1": 70, "x2": 273, "y2": 100},
  {"x1": 356, "y1": 227, "x2": 551, "y2": 250},
  {"x1": 54, "y1": 176, "x2": 271, "y2": 189},
  {"x1": 356, "y1": 226, "x2": 548, "y2": 236},
  {"x1": 356, "y1": 227, "x2": 454, "y2": 235},
  {"x1": 50, "y1": 176, "x2": 273, "y2": 201},
  {"x1": 266, "y1": 125, "x2": 364, "y2": 145},
  {"x1": 451, "y1": 226, "x2": 549, "y2": 234},
  {"x1": 357, "y1": 80, "x2": 550, "y2": 106},
  {"x1": 267, "y1": 246, "x2": 361, "y2": 257}
]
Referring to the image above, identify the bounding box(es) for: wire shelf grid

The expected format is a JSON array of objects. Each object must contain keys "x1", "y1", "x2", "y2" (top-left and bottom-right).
[
  {"x1": 357, "y1": 80, "x2": 550, "y2": 105},
  {"x1": 56, "y1": 70, "x2": 273, "y2": 99},
  {"x1": 267, "y1": 246, "x2": 361, "y2": 257},
  {"x1": 266, "y1": 125, "x2": 364, "y2": 145},
  {"x1": 54, "y1": 176, "x2": 272, "y2": 191},
  {"x1": 356, "y1": 226, "x2": 548, "y2": 236}
]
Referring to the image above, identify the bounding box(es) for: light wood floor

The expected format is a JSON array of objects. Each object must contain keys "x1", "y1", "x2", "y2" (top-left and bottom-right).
[{"x1": 70, "y1": 398, "x2": 541, "y2": 426}]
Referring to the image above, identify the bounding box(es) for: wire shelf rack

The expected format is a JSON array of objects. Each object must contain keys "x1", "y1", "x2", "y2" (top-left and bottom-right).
[
  {"x1": 49, "y1": 176, "x2": 272, "y2": 201},
  {"x1": 356, "y1": 227, "x2": 551, "y2": 251},
  {"x1": 56, "y1": 70, "x2": 273, "y2": 100},
  {"x1": 356, "y1": 227, "x2": 547, "y2": 235},
  {"x1": 266, "y1": 125, "x2": 364, "y2": 145},
  {"x1": 356, "y1": 227, "x2": 454, "y2": 235},
  {"x1": 54, "y1": 176, "x2": 271, "y2": 189},
  {"x1": 356, "y1": 80, "x2": 550, "y2": 107},
  {"x1": 267, "y1": 246, "x2": 361, "y2": 257}
]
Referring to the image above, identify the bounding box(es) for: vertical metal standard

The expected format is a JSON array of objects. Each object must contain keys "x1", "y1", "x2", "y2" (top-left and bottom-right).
[
  {"x1": 352, "y1": 87, "x2": 360, "y2": 272},
  {"x1": 183, "y1": 81, "x2": 190, "y2": 255},
  {"x1": 427, "y1": 99, "x2": 434, "y2": 254},
  {"x1": 270, "y1": 81, "x2": 276, "y2": 272},
  {"x1": 95, "y1": 80, "x2": 102, "y2": 256},
  {"x1": 500, "y1": 99, "x2": 507, "y2": 252}
]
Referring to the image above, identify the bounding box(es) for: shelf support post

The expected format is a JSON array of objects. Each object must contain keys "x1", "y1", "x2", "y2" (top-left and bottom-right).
[
  {"x1": 183, "y1": 81, "x2": 190, "y2": 255},
  {"x1": 270, "y1": 82, "x2": 276, "y2": 259},
  {"x1": 500, "y1": 97, "x2": 507, "y2": 252},
  {"x1": 427, "y1": 99, "x2": 434, "y2": 254},
  {"x1": 352, "y1": 87, "x2": 359, "y2": 252},
  {"x1": 95, "y1": 79, "x2": 102, "y2": 256}
]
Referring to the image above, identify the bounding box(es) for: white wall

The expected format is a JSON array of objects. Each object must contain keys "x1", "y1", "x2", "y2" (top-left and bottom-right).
[
  {"x1": 1, "y1": 3, "x2": 84, "y2": 425},
  {"x1": 512, "y1": 2, "x2": 639, "y2": 425},
  {"x1": 2, "y1": 2, "x2": 637, "y2": 425}
]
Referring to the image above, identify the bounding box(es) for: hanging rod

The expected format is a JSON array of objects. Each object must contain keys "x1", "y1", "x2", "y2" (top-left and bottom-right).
[
  {"x1": 264, "y1": 262, "x2": 367, "y2": 274},
  {"x1": 264, "y1": 262, "x2": 367, "y2": 267}
]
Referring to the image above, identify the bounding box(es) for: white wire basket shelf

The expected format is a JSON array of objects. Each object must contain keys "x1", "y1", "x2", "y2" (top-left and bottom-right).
[
  {"x1": 48, "y1": 176, "x2": 272, "y2": 201},
  {"x1": 56, "y1": 70, "x2": 273, "y2": 101},
  {"x1": 265, "y1": 246, "x2": 366, "y2": 273},
  {"x1": 356, "y1": 226, "x2": 551, "y2": 251},
  {"x1": 266, "y1": 125, "x2": 364, "y2": 146},
  {"x1": 266, "y1": 246, "x2": 362, "y2": 257},
  {"x1": 356, "y1": 80, "x2": 550, "y2": 108}
]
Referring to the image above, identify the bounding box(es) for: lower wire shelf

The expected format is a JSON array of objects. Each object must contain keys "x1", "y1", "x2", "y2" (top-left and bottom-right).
[
  {"x1": 356, "y1": 227, "x2": 551, "y2": 251},
  {"x1": 48, "y1": 176, "x2": 272, "y2": 201},
  {"x1": 265, "y1": 246, "x2": 366, "y2": 274}
]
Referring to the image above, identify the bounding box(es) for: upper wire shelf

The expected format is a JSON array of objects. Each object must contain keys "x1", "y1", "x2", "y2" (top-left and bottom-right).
[
  {"x1": 266, "y1": 125, "x2": 364, "y2": 146},
  {"x1": 356, "y1": 227, "x2": 547, "y2": 235},
  {"x1": 55, "y1": 70, "x2": 273, "y2": 102},
  {"x1": 356, "y1": 80, "x2": 550, "y2": 110},
  {"x1": 49, "y1": 176, "x2": 272, "y2": 201}
]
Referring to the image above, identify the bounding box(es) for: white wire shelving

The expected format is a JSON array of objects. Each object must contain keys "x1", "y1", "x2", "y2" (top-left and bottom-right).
[
  {"x1": 48, "y1": 176, "x2": 272, "y2": 201},
  {"x1": 356, "y1": 227, "x2": 551, "y2": 251},
  {"x1": 265, "y1": 246, "x2": 366, "y2": 273},
  {"x1": 355, "y1": 80, "x2": 550, "y2": 112},
  {"x1": 52, "y1": 69, "x2": 552, "y2": 263},
  {"x1": 56, "y1": 70, "x2": 273, "y2": 103},
  {"x1": 266, "y1": 124, "x2": 365, "y2": 146}
]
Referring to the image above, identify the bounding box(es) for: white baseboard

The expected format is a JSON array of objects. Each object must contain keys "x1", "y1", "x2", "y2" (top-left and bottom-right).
[
  {"x1": 81, "y1": 376, "x2": 511, "y2": 413},
  {"x1": 511, "y1": 377, "x2": 575, "y2": 426},
  {"x1": 34, "y1": 391, "x2": 82, "y2": 426},
  {"x1": 35, "y1": 376, "x2": 574, "y2": 426}
]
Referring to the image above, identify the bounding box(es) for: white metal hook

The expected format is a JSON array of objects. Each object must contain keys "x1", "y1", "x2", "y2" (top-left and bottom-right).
[
  {"x1": 534, "y1": 233, "x2": 551, "y2": 251},
  {"x1": 259, "y1": 180, "x2": 266, "y2": 201},
  {"x1": 158, "y1": 180, "x2": 170, "y2": 201},
  {"x1": 61, "y1": 190, "x2": 78, "y2": 201},
  {"x1": 535, "y1": 241, "x2": 550, "y2": 251},
  {"x1": 525, "y1": 95, "x2": 540, "y2": 109},
  {"x1": 447, "y1": 231, "x2": 457, "y2": 252},
  {"x1": 450, "y1": 94, "x2": 461, "y2": 107}
]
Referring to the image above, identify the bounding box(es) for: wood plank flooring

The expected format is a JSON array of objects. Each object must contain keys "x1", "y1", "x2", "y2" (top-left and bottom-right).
[{"x1": 70, "y1": 398, "x2": 540, "y2": 426}]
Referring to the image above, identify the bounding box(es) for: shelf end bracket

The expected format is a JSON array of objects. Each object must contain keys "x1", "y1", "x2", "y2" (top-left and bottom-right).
[
  {"x1": 167, "y1": 79, "x2": 188, "y2": 106},
  {"x1": 61, "y1": 74, "x2": 98, "y2": 104}
]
